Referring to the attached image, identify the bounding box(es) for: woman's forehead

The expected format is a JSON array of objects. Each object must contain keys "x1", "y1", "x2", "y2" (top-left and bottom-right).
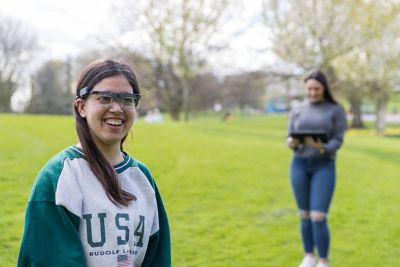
[
  {"x1": 93, "y1": 76, "x2": 133, "y2": 93},
  {"x1": 305, "y1": 79, "x2": 323, "y2": 88}
]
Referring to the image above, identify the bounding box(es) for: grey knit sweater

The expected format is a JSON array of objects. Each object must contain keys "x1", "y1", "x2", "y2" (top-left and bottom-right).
[{"x1": 287, "y1": 100, "x2": 347, "y2": 159}]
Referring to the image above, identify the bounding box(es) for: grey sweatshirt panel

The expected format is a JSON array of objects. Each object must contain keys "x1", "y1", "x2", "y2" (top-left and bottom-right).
[{"x1": 287, "y1": 100, "x2": 347, "y2": 159}]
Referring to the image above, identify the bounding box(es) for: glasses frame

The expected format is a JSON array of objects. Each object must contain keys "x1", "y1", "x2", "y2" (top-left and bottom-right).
[{"x1": 77, "y1": 87, "x2": 141, "y2": 110}]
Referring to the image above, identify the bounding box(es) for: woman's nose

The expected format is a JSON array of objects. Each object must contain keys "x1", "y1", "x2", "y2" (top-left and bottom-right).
[{"x1": 109, "y1": 99, "x2": 123, "y2": 112}]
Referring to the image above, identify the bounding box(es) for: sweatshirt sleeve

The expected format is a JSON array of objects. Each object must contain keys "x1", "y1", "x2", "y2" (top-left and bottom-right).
[
  {"x1": 18, "y1": 151, "x2": 85, "y2": 267},
  {"x1": 138, "y1": 163, "x2": 171, "y2": 267},
  {"x1": 17, "y1": 201, "x2": 85, "y2": 267},
  {"x1": 323, "y1": 105, "x2": 347, "y2": 154}
]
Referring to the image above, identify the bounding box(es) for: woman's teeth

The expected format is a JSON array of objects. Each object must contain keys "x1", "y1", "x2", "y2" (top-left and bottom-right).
[{"x1": 105, "y1": 119, "x2": 123, "y2": 126}]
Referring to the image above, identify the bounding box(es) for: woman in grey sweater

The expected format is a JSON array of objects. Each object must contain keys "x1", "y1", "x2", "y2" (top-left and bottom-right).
[{"x1": 286, "y1": 70, "x2": 346, "y2": 267}]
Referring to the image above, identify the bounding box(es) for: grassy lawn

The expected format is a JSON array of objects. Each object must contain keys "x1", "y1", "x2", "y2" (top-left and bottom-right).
[{"x1": 0, "y1": 113, "x2": 399, "y2": 266}]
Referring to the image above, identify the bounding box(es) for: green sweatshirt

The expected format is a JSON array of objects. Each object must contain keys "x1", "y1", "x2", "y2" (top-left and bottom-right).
[{"x1": 18, "y1": 146, "x2": 171, "y2": 267}]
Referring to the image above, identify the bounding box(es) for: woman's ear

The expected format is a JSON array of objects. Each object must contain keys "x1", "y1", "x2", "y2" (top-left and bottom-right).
[{"x1": 75, "y1": 99, "x2": 86, "y2": 118}]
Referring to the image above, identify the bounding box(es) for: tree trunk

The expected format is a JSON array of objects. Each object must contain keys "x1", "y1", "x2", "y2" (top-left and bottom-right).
[
  {"x1": 349, "y1": 97, "x2": 364, "y2": 128},
  {"x1": 182, "y1": 78, "x2": 190, "y2": 122},
  {"x1": 154, "y1": 63, "x2": 183, "y2": 121},
  {"x1": 169, "y1": 106, "x2": 181, "y2": 121},
  {"x1": 169, "y1": 98, "x2": 182, "y2": 121},
  {"x1": 0, "y1": 79, "x2": 15, "y2": 112},
  {"x1": 375, "y1": 95, "x2": 388, "y2": 135}
]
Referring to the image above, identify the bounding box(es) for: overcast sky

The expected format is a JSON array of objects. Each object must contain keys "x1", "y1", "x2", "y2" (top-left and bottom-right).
[
  {"x1": 0, "y1": 0, "x2": 114, "y2": 59},
  {"x1": 0, "y1": 0, "x2": 272, "y2": 73}
]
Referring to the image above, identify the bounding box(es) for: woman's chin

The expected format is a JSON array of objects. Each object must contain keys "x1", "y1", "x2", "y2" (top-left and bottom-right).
[{"x1": 310, "y1": 98, "x2": 323, "y2": 103}]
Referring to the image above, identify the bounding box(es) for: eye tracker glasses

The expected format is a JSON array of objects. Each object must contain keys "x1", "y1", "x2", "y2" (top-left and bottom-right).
[{"x1": 77, "y1": 87, "x2": 141, "y2": 110}]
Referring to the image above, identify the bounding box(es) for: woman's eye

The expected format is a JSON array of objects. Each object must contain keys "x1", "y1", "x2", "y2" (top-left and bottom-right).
[
  {"x1": 98, "y1": 95, "x2": 112, "y2": 103},
  {"x1": 122, "y1": 97, "x2": 134, "y2": 106}
]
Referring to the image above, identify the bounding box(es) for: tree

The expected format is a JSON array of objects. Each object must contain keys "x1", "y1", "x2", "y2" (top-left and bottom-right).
[
  {"x1": 187, "y1": 72, "x2": 223, "y2": 111},
  {"x1": 261, "y1": 0, "x2": 377, "y2": 128},
  {"x1": 332, "y1": 1, "x2": 400, "y2": 133},
  {"x1": 116, "y1": 0, "x2": 237, "y2": 121},
  {"x1": 26, "y1": 60, "x2": 73, "y2": 114},
  {"x1": 0, "y1": 13, "x2": 37, "y2": 112},
  {"x1": 221, "y1": 71, "x2": 267, "y2": 112},
  {"x1": 263, "y1": 0, "x2": 362, "y2": 68}
]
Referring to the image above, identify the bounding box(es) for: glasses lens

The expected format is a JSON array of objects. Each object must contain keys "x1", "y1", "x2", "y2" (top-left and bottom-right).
[
  {"x1": 90, "y1": 91, "x2": 140, "y2": 110},
  {"x1": 97, "y1": 94, "x2": 113, "y2": 104},
  {"x1": 121, "y1": 96, "x2": 135, "y2": 109}
]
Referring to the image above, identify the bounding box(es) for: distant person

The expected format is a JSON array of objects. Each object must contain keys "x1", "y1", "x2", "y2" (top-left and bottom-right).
[
  {"x1": 152, "y1": 108, "x2": 163, "y2": 123},
  {"x1": 213, "y1": 102, "x2": 222, "y2": 112},
  {"x1": 145, "y1": 109, "x2": 155, "y2": 123},
  {"x1": 222, "y1": 111, "x2": 232, "y2": 122},
  {"x1": 18, "y1": 59, "x2": 171, "y2": 267},
  {"x1": 145, "y1": 109, "x2": 164, "y2": 123},
  {"x1": 286, "y1": 70, "x2": 346, "y2": 267}
]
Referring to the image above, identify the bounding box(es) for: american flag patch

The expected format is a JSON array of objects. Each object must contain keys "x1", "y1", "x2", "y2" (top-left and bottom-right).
[{"x1": 117, "y1": 254, "x2": 131, "y2": 267}]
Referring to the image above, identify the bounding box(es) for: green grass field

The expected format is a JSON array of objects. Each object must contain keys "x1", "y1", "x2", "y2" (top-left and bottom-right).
[{"x1": 1, "y1": 113, "x2": 399, "y2": 266}]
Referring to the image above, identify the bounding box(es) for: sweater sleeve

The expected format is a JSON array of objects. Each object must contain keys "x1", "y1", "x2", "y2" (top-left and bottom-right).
[
  {"x1": 17, "y1": 201, "x2": 85, "y2": 267},
  {"x1": 287, "y1": 109, "x2": 295, "y2": 136},
  {"x1": 323, "y1": 106, "x2": 347, "y2": 154},
  {"x1": 138, "y1": 163, "x2": 171, "y2": 267},
  {"x1": 287, "y1": 108, "x2": 302, "y2": 151}
]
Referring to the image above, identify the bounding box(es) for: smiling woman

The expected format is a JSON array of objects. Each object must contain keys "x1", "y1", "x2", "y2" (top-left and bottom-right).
[
  {"x1": 286, "y1": 69, "x2": 346, "y2": 267},
  {"x1": 17, "y1": 58, "x2": 171, "y2": 267},
  {"x1": 75, "y1": 75, "x2": 138, "y2": 160}
]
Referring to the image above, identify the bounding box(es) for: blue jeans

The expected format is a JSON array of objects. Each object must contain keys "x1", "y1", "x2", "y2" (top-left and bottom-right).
[{"x1": 290, "y1": 156, "x2": 336, "y2": 259}]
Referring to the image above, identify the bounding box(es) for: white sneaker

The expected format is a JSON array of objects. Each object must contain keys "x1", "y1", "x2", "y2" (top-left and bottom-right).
[
  {"x1": 315, "y1": 263, "x2": 328, "y2": 267},
  {"x1": 298, "y1": 256, "x2": 315, "y2": 267}
]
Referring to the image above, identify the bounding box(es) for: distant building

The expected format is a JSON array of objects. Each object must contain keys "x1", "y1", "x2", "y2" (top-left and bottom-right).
[{"x1": 264, "y1": 77, "x2": 303, "y2": 113}]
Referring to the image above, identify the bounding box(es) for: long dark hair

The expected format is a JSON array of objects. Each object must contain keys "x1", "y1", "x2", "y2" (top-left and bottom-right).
[
  {"x1": 304, "y1": 69, "x2": 338, "y2": 104},
  {"x1": 74, "y1": 59, "x2": 139, "y2": 206}
]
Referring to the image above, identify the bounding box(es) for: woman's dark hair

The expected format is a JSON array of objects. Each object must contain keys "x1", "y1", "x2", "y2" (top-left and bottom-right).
[
  {"x1": 304, "y1": 69, "x2": 338, "y2": 104},
  {"x1": 74, "y1": 58, "x2": 139, "y2": 206}
]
